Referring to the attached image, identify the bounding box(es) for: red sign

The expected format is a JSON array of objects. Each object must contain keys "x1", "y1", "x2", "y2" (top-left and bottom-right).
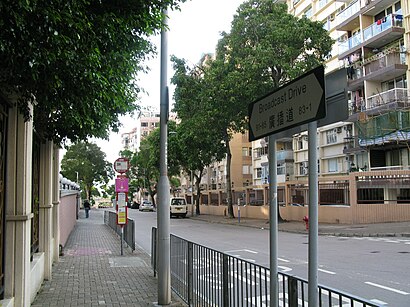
[{"x1": 114, "y1": 157, "x2": 130, "y2": 174}]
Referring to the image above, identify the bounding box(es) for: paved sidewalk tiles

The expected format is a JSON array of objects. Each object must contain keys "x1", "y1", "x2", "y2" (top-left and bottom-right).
[{"x1": 32, "y1": 210, "x2": 184, "y2": 307}]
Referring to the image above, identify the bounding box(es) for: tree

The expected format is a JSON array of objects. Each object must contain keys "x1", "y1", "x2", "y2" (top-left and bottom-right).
[
  {"x1": 0, "y1": 0, "x2": 185, "y2": 144},
  {"x1": 202, "y1": 1, "x2": 333, "y2": 218},
  {"x1": 171, "y1": 55, "x2": 226, "y2": 214},
  {"x1": 61, "y1": 141, "x2": 114, "y2": 201}
]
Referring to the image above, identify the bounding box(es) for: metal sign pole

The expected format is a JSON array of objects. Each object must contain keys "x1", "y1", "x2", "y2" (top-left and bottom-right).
[
  {"x1": 268, "y1": 135, "x2": 278, "y2": 307},
  {"x1": 308, "y1": 121, "x2": 319, "y2": 306},
  {"x1": 120, "y1": 225, "x2": 124, "y2": 256}
]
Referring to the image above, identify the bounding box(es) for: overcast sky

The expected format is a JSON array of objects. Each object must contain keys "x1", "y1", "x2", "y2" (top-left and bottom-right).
[{"x1": 94, "y1": 0, "x2": 246, "y2": 164}]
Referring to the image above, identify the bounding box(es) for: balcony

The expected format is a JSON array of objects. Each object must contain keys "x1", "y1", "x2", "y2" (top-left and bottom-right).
[
  {"x1": 343, "y1": 136, "x2": 367, "y2": 154},
  {"x1": 338, "y1": 14, "x2": 404, "y2": 59},
  {"x1": 349, "y1": 89, "x2": 410, "y2": 119},
  {"x1": 366, "y1": 88, "x2": 410, "y2": 113},
  {"x1": 338, "y1": 32, "x2": 362, "y2": 55},
  {"x1": 276, "y1": 150, "x2": 294, "y2": 162},
  {"x1": 348, "y1": 98, "x2": 366, "y2": 116},
  {"x1": 363, "y1": 51, "x2": 407, "y2": 82},
  {"x1": 336, "y1": 0, "x2": 360, "y2": 31},
  {"x1": 362, "y1": 14, "x2": 404, "y2": 49}
]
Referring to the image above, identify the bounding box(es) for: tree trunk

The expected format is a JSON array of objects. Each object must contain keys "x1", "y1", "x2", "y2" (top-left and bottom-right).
[
  {"x1": 195, "y1": 180, "x2": 201, "y2": 215},
  {"x1": 194, "y1": 170, "x2": 203, "y2": 215},
  {"x1": 225, "y1": 137, "x2": 234, "y2": 218}
]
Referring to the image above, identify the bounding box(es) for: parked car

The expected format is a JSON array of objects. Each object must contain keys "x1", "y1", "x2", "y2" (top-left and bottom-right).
[
  {"x1": 139, "y1": 200, "x2": 154, "y2": 212},
  {"x1": 170, "y1": 197, "x2": 187, "y2": 218}
]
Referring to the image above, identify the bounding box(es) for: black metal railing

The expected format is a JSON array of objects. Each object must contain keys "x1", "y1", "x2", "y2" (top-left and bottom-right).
[
  {"x1": 104, "y1": 210, "x2": 135, "y2": 251},
  {"x1": 152, "y1": 227, "x2": 379, "y2": 306}
]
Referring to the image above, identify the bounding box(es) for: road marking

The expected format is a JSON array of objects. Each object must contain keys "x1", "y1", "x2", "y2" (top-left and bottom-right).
[
  {"x1": 225, "y1": 249, "x2": 258, "y2": 254},
  {"x1": 278, "y1": 257, "x2": 290, "y2": 263},
  {"x1": 370, "y1": 299, "x2": 388, "y2": 305},
  {"x1": 278, "y1": 265, "x2": 292, "y2": 273},
  {"x1": 318, "y1": 268, "x2": 336, "y2": 275},
  {"x1": 365, "y1": 282, "x2": 410, "y2": 295}
]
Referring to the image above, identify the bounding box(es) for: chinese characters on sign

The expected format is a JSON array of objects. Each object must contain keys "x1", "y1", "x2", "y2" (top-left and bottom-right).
[{"x1": 249, "y1": 66, "x2": 325, "y2": 141}]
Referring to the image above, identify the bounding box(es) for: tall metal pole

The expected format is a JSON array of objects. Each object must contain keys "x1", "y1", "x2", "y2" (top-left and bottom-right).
[
  {"x1": 268, "y1": 135, "x2": 278, "y2": 307},
  {"x1": 157, "y1": 8, "x2": 171, "y2": 305},
  {"x1": 308, "y1": 121, "x2": 318, "y2": 306},
  {"x1": 191, "y1": 170, "x2": 194, "y2": 217}
]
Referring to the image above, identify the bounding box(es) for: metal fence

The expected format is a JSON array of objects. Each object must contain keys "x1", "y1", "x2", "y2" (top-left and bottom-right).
[
  {"x1": 152, "y1": 227, "x2": 379, "y2": 307},
  {"x1": 104, "y1": 210, "x2": 135, "y2": 251}
]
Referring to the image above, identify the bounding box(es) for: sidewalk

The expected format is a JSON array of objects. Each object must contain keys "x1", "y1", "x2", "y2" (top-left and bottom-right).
[
  {"x1": 31, "y1": 209, "x2": 184, "y2": 307},
  {"x1": 190, "y1": 214, "x2": 410, "y2": 237}
]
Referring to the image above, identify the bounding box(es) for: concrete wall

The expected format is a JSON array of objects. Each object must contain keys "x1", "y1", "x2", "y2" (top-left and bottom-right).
[
  {"x1": 59, "y1": 191, "x2": 78, "y2": 247},
  {"x1": 194, "y1": 170, "x2": 410, "y2": 224},
  {"x1": 198, "y1": 201, "x2": 410, "y2": 224}
]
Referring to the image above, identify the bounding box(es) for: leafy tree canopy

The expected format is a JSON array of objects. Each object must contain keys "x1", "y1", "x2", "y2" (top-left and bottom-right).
[
  {"x1": 0, "y1": 0, "x2": 185, "y2": 144},
  {"x1": 171, "y1": 0, "x2": 333, "y2": 217},
  {"x1": 61, "y1": 141, "x2": 114, "y2": 200}
]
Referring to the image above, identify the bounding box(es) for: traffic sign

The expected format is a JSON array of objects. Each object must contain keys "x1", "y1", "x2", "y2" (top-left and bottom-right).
[
  {"x1": 248, "y1": 66, "x2": 325, "y2": 141},
  {"x1": 114, "y1": 157, "x2": 130, "y2": 174}
]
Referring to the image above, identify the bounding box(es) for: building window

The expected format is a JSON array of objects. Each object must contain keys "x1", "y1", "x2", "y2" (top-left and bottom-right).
[
  {"x1": 328, "y1": 158, "x2": 338, "y2": 173},
  {"x1": 395, "y1": 1, "x2": 401, "y2": 14},
  {"x1": 299, "y1": 162, "x2": 307, "y2": 175},
  {"x1": 318, "y1": 0, "x2": 329, "y2": 9},
  {"x1": 256, "y1": 168, "x2": 262, "y2": 179},
  {"x1": 242, "y1": 165, "x2": 250, "y2": 175},
  {"x1": 254, "y1": 146, "x2": 268, "y2": 158},
  {"x1": 303, "y1": 5, "x2": 313, "y2": 19},
  {"x1": 326, "y1": 129, "x2": 337, "y2": 144},
  {"x1": 242, "y1": 147, "x2": 251, "y2": 156},
  {"x1": 141, "y1": 122, "x2": 148, "y2": 127},
  {"x1": 277, "y1": 163, "x2": 286, "y2": 175}
]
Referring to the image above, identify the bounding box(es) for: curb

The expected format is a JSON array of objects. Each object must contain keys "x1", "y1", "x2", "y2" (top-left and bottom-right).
[{"x1": 190, "y1": 216, "x2": 410, "y2": 238}]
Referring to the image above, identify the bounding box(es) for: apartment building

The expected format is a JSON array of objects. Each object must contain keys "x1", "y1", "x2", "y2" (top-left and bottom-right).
[
  {"x1": 194, "y1": 0, "x2": 410, "y2": 223},
  {"x1": 185, "y1": 132, "x2": 253, "y2": 206},
  {"x1": 121, "y1": 110, "x2": 160, "y2": 152}
]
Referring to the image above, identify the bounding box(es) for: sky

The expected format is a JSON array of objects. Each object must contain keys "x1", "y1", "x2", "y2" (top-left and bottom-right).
[{"x1": 94, "y1": 0, "x2": 246, "y2": 165}]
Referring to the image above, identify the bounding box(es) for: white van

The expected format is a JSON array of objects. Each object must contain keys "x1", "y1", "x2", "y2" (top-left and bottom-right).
[{"x1": 170, "y1": 197, "x2": 187, "y2": 217}]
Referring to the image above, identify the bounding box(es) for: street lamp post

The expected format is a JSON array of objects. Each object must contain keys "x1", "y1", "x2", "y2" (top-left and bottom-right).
[{"x1": 157, "y1": 7, "x2": 171, "y2": 305}]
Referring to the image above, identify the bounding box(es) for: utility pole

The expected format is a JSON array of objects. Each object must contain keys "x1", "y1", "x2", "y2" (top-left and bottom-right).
[{"x1": 157, "y1": 7, "x2": 171, "y2": 305}]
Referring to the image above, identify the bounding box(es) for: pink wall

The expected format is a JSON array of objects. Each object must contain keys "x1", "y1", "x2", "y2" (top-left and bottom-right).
[{"x1": 59, "y1": 192, "x2": 79, "y2": 247}]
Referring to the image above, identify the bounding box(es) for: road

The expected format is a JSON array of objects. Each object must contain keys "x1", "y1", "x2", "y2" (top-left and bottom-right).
[{"x1": 128, "y1": 209, "x2": 410, "y2": 306}]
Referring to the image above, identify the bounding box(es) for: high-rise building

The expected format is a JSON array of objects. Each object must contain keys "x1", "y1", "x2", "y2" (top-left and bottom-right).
[{"x1": 121, "y1": 110, "x2": 160, "y2": 152}]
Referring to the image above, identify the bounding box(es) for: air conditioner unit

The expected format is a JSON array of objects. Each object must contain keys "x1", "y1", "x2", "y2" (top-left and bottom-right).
[{"x1": 329, "y1": 15, "x2": 335, "y2": 21}]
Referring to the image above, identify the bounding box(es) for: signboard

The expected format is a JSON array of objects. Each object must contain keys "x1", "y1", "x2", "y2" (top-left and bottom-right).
[
  {"x1": 115, "y1": 177, "x2": 129, "y2": 193},
  {"x1": 117, "y1": 192, "x2": 127, "y2": 207},
  {"x1": 117, "y1": 207, "x2": 127, "y2": 225},
  {"x1": 249, "y1": 66, "x2": 325, "y2": 141},
  {"x1": 114, "y1": 157, "x2": 130, "y2": 174}
]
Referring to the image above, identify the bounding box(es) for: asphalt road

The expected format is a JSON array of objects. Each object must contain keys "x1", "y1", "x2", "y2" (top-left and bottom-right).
[{"x1": 128, "y1": 209, "x2": 410, "y2": 306}]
